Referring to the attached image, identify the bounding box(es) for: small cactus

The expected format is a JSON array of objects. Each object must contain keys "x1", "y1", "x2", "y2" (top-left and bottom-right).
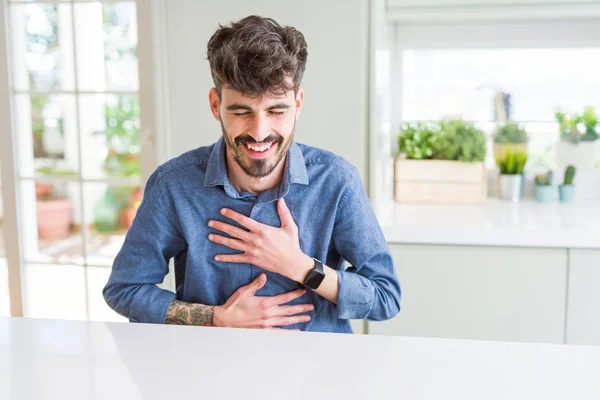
[{"x1": 564, "y1": 165, "x2": 576, "y2": 185}]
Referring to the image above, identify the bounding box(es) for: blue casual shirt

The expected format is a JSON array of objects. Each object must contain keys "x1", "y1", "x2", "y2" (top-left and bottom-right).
[{"x1": 103, "y1": 138, "x2": 401, "y2": 333}]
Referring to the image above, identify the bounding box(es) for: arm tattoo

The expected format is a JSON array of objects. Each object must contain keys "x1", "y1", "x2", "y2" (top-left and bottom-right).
[{"x1": 165, "y1": 299, "x2": 215, "y2": 326}]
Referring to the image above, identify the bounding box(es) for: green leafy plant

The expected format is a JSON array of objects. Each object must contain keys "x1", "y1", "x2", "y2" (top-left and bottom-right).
[
  {"x1": 94, "y1": 96, "x2": 141, "y2": 178},
  {"x1": 493, "y1": 121, "x2": 528, "y2": 144},
  {"x1": 495, "y1": 149, "x2": 528, "y2": 175},
  {"x1": 535, "y1": 170, "x2": 554, "y2": 186},
  {"x1": 555, "y1": 107, "x2": 599, "y2": 143},
  {"x1": 563, "y1": 165, "x2": 576, "y2": 185},
  {"x1": 435, "y1": 119, "x2": 487, "y2": 162},
  {"x1": 397, "y1": 122, "x2": 440, "y2": 160}
]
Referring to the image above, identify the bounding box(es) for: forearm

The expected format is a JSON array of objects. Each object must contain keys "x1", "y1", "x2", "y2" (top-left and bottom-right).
[{"x1": 165, "y1": 299, "x2": 216, "y2": 326}]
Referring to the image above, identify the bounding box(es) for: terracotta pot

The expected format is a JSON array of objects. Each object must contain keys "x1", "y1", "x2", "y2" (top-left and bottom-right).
[
  {"x1": 35, "y1": 183, "x2": 52, "y2": 199},
  {"x1": 36, "y1": 198, "x2": 73, "y2": 240},
  {"x1": 129, "y1": 187, "x2": 143, "y2": 205},
  {"x1": 121, "y1": 207, "x2": 137, "y2": 229}
]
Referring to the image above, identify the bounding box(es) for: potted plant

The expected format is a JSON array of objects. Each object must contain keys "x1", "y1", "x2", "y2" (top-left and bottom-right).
[
  {"x1": 555, "y1": 107, "x2": 599, "y2": 171},
  {"x1": 495, "y1": 149, "x2": 528, "y2": 202},
  {"x1": 493, "y1": 121, "x2": 528, "y2": 160},
  {"x1": 395, "y1": 118, "x2": 487, "y2": 204},
  {"x1": 558, "y1": 165, "x2": 576, "y2": 203},
  {"x1": 534, "y1": 170, "x2": 554, "y2": 203},
  {"x1": 35, "y1": 164, "x2": 77, "y2": 240},
  {"x1": 93, "y1": 96, "x2": 141, "y2": 232}
]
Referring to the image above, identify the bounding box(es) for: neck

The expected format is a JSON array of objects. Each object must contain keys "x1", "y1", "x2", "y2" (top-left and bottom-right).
[{"x1": 225, "y1": 149, "x2": 286, "y2": 195}]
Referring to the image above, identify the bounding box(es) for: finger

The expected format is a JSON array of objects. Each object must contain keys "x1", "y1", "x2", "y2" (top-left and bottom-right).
[
  {"x1": 266, "y1": 288, "x2": 307, "y2": 307},
  {"x1": 266, "y1": 315, "x2": 312, "y2": 327},
  {"x1": 220, "y1": 208, "x2": 262, "y2": 232},
  {"x1": 246, "y1": 273, "x2": 267, "y2": 295},
  {"x1": 208, "y1": 220, "x2": 253, "y2": 242},
  {"x1": 277, "y1": 198, "x2": 295, "y2": 228},
  {"x1": 214, "y1": 253, "x2": 249, "y2": 263},
  {"x1": 274, "y1": 304, "x2": 315, "y2": 317},
  {"x1": 209, "y1": 233, "x2": 251, "y2": 252}
]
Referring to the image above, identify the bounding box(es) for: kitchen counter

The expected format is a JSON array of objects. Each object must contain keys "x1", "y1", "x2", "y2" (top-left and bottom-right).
[
  {"x1": 2, "y1": 317, "x2": 600, "y2": 399},
  {"x1": 377, "y1": 198, "x2": 600, "y2": 249}
]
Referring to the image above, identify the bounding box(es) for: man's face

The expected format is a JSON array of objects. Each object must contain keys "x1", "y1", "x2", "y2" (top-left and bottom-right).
[{"x1": 209, "y1": 84, "x2": 304, "y2": 178}]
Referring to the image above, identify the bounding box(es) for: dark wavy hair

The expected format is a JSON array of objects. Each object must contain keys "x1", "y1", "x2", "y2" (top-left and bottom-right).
[{"x1": 207, "y1": 15, "x2": 308, "y2": 98}]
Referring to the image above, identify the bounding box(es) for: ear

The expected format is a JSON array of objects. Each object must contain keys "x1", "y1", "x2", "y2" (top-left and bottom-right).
[
  {"x1": 294, "y1": 87, "x2": 304, "y2": 121},
  {"x1": 208, "y1": 88, "x2": 221, "y2": 121}
]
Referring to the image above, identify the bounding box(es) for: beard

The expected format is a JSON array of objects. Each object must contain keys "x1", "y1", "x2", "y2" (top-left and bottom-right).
[{"x1": 220, "y1": 119, "x2": 295, "y2": 179}]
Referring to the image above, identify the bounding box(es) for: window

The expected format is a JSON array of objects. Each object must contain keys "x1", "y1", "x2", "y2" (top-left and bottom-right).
[
  {"x1": 400, "y1": 48, "x2": 600, "y2": 169},
  {"x1": 2, "y1": 0, "x2": 145, "y2": 321}
]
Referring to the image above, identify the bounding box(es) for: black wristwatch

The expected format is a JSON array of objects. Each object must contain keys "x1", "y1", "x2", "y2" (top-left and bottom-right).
[{"x1": 298, "y1": 258, "x2": 326, "y2": 290}]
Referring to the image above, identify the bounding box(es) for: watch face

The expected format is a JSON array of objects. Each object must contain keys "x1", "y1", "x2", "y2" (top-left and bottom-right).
[{"x1": 305, "y1": 268, "x2": 325, "y2": 289}]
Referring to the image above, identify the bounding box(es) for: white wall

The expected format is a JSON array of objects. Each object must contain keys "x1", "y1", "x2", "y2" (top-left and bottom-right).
[{"x1": 160, "y1": 0, "x2": 370, "y2": 183}]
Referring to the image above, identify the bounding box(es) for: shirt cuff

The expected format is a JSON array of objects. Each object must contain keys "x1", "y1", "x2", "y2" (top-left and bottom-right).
[
  {"x1": 336, "y1": 269, "x2": 374, "y2": 320},
  {"x1": 129, "y1": 286, "x2": 177, "y2": 324}
]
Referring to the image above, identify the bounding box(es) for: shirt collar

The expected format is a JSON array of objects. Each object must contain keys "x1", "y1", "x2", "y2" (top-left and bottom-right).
[{"x1": 203, "y1": 137, "x2": 309, "y2": 190}]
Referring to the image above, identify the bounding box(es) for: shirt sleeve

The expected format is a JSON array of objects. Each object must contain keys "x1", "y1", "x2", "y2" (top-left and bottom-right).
[
  {"x1": 333, "y1": 166, "x2": 401, "y2": 321},
  {"x1": 103, "y1": 169, "x2": 187, "y2": 324}
]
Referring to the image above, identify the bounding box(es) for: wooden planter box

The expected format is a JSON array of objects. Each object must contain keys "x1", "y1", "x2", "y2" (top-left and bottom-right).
[{"x1": 394, "y1": 159, "x2": 487, "y2": 205}]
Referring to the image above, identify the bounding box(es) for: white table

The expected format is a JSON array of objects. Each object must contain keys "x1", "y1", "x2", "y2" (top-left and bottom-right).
[{"x1": 1, "y1": 317, "x2": 600, "y2": 399}]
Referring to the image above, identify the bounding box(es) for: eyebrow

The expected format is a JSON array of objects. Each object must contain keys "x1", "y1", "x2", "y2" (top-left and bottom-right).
[{"x1": 226, "y1": 103, "x2": 291, "y2": 111}]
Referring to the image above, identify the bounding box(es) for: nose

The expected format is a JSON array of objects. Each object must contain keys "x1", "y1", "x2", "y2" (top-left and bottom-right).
[{"x1": 248, "y1": 114, "x2": 271, "y2": 142}]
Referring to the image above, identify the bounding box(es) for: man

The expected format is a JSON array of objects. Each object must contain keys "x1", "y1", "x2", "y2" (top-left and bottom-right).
[{"x1": 103, "y1": 15, "x2": 401, "y2": 333}]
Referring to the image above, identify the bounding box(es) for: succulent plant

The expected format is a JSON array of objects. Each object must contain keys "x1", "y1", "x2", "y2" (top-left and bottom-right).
[
  {"x1": 535, "y1": 170, "x2": 553, "y2": 186},
  {"x1": 435, "y1": 119, "x2": 487, "y2": 162},
  {"x1": 563, "y1": 165, "x2": 576, "y2": 186},
  {"x1": 397, "y1": 122, "x2": 440, "y2": 160}
]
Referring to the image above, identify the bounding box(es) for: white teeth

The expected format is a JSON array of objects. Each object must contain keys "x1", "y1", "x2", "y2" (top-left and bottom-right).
[{"x1": 246, "y1": 142, "x2": 273, "y2": 152}]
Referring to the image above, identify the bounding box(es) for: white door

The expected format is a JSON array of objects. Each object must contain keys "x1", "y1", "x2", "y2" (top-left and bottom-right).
[{"x1": 0, "y1": 0, "x2": 156, "y2": 321}]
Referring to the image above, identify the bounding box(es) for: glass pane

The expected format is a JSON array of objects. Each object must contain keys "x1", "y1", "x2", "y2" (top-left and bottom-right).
[
  {"x1": 21, "y1": 180, "x2": 84, "y2": 266},
  {"x1": 103, "y1": 2, "x2": 139, "y2": 91},
  {"x1": 13, "y1": 94, "x2": 80, "y2": 179},
  {"x1": 9, "y1": 3, "x2": 75, "y2": 91},
  {"x1": 83, "y1": 182, "x2": 142, "y2": 267},
  {"x1": 401, "y1": 48, "x2": 600, "y2": 123},
  {"x1": 79, "y1": 94, "x2": 141, "y2": 179},
  {"x1": 87, "y1": 267, "x2": 126, "y2": 322},
  {"x1": 400, "y1": 48, "x2": 600, "y2": 169},
  {"x1": 74, "y1": 2, "x2": 139, "y2": 91},
  {"x1": 24, "y1": 263, "x2": 87, "y2": 320}
]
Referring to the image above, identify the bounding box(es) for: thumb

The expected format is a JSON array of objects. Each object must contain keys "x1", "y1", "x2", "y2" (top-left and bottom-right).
[
  {"x1": 248, "y1": 273, "x2": 267, "y2": 295},
  {"x1": 277, "y1": 198, "x2": 295, "y2": 228}
]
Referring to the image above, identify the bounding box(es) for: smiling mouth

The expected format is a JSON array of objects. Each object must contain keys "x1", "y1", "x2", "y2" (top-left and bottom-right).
[{"x1": 241, "y1": 141, "x2": 277, "y2": 158}]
